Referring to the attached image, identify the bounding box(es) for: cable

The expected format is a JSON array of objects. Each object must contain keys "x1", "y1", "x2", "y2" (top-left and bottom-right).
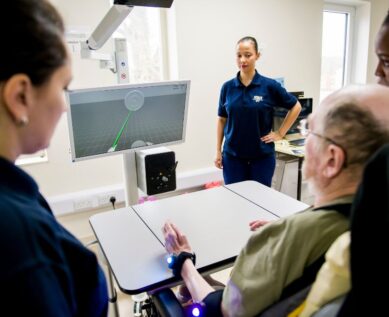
[
  {"x1": 170, "y1": 160, "x2": 178, "y2": 172},
  {"x1": 110, "y1": 196, "x2": 116, "y2": 210}
]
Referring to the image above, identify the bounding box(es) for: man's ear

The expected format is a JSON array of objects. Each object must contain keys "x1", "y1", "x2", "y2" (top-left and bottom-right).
[
  {"x1": 2, "y1": 74, "x2": 33, "y2": 124},
  {"x1": 323, "y1": 144, "x2": 346, "y2": 178}
]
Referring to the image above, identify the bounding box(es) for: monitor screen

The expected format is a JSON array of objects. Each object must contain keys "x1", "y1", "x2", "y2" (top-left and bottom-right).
[
  {"x1": 273, "y1": 97, "x2": 313, "y2": 135},
  {"x1": 66, "y1": 80, "x2": 190, "y2": 162}
]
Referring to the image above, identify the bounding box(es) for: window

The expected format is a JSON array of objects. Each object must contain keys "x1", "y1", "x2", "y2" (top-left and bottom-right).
[
  {"x1": 16, "y1": 150, "x2": 48, "y2": 166},
  {"x1": 320, "y1": 4, "x2": 355, "y2": 101},
  {"x1": 114, "y1": 6, "x2": 168, "y2": 82}
]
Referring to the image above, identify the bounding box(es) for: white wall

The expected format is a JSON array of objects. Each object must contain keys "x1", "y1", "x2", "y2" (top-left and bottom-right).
[{"x1": 21, "y1": 0, "x2": 387, "y2": 202}]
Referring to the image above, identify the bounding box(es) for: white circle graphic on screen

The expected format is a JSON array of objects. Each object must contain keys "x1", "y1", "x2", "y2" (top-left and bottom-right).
[{"x1": 125, "y1": 90, "x2": 144, "y2": 111}]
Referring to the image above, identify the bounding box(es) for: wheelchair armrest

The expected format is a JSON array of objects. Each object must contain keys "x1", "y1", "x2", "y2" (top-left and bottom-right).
[{"x1": 151, "y1": 288, "x2": 186, "y2": 317}]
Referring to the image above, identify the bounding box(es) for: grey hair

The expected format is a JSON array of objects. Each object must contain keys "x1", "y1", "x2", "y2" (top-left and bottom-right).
[{"x1": 323, "y1": 102, "x2": 389, "y2": 167}]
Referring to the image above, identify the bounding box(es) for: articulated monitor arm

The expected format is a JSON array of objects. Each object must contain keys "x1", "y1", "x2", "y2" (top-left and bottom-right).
[{"x1": 86, "y1": 0, "x2": 174, "y2": 50}]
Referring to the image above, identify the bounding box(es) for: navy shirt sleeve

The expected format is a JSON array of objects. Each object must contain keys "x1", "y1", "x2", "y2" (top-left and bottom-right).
[
  {"x1": 269, "y1": 80, "x2": 297, "y2": 110},
  {"x1": 218, "y1": 82, "x2": 228, "y2": 118}
]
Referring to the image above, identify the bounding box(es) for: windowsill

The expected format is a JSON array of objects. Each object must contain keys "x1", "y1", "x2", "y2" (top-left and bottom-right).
[{"x1": 15, "y1": 150, "x2": 48, "y2": 166}]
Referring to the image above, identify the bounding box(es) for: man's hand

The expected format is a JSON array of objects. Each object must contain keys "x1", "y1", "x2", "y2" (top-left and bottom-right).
[
  {"x1": 162, "y1": 221, "x2": 192, "y2": 254},
  {"x1": 249, "y1": 219, "x2": 270, "y2": 231}
]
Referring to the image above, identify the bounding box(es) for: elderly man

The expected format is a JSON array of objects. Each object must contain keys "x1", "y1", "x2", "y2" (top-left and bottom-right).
[
  {"x1": 295, "y1": 12, "x2": 389, "y2": 317},
  {"x1": 163, "y1": 84, "x2": 389, "y2": 317}
]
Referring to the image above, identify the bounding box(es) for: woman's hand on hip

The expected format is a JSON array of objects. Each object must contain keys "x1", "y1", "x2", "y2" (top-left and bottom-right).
[{"x1": 260, "y1": 131, "x2": 283, "y2": 143}]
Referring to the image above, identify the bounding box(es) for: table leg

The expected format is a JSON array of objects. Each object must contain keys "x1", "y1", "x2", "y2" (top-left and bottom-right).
[{"x1": 108, "y1": 267, "x2": 120, "y2": 317}]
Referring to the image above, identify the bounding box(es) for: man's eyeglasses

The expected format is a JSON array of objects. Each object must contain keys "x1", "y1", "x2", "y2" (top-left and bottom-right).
[{"x1": 298, "y1": 119, "x2": 348, "y2": 168}]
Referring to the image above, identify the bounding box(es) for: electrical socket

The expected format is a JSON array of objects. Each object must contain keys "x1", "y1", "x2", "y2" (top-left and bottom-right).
[
  {"x1": 98, "y1": 193, "x2": 116, "y2": 207},
  {"x1": 73, "y1": 197, "x2": 97, "y2": 211}
]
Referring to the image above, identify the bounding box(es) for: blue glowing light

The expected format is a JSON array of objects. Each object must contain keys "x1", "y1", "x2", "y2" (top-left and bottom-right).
[
  {"x1": 167, "y1": 255, "x2": 176, "y2": 269},
  {"x1": 192, "y1": 307, "x2": 200, "y2": 316}
]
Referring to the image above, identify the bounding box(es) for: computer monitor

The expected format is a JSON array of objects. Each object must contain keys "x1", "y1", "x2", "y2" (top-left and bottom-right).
[
  {"x1": 273, "y1": 97, "x2": 313, "y2": 135},
  {"x1": 66, "y1": 80, "x2": 190, "y2": 162}
]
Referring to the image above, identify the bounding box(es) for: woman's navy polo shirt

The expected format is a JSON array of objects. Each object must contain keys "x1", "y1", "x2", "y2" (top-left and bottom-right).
[
  {"x1": 0, "y1": 157, "x2": 108, "y2": 316},
  {"x1": 218, "y1": 71, "x2": 297, "y2": 159}
]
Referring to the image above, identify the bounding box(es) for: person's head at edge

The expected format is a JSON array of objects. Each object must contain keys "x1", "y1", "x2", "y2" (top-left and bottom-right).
[
  {"x1": 236, "y1": 36, "x2": 260, "y2": 76},
  {"x1": 375, "y1": 10, "x2": 389, "y2": 86},
  {"x1": 303, "y1": 84, "x2": 389, "y2": 206},
  {"x1": 0, "y1": 0, "x2": 72, "y2": 163}
]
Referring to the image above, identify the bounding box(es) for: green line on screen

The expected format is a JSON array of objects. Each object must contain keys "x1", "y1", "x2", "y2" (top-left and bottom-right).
[{"x1": 111, "y1": 110, "x2": 132, "y2": 149}]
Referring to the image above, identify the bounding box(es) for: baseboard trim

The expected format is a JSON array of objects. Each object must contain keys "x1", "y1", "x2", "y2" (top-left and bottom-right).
[{"x1": 48, "y1": 167, "x2": 223, "y2": 216}]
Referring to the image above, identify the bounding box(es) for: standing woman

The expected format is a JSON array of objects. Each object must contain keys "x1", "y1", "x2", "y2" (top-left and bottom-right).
[
  {"x1": 0, "y1": 1, "x2": 108, "y2": 316},
  {"x1": 215, "y1": 36, "x2": 301, "y2": 186}
]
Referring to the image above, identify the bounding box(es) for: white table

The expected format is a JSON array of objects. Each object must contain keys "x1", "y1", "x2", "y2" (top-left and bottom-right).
[{"x1": 90, "y1": 180, "x2": 308, "y2": 294}]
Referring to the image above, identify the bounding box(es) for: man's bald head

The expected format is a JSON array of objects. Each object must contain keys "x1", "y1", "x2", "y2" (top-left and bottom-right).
[
  {"x1": 320, "y1": 84, "x2": 389, "y2": 124},
  {"x1": 314, "y1": 84, "x2": 389, "y2": 170}
]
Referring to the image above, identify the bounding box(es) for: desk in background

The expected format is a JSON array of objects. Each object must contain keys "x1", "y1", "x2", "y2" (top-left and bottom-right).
[
  {"x1": 90, "y1": 180, "x2": 308, "y2": 295},
  {"x1": 274, "y1": 134, "x2": 306, "y2": 201}
]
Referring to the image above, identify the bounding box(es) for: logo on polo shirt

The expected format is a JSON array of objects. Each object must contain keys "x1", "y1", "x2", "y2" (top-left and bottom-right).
[{"x1": 253, "y1": 95, "x2": 263, "y2": 103}]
